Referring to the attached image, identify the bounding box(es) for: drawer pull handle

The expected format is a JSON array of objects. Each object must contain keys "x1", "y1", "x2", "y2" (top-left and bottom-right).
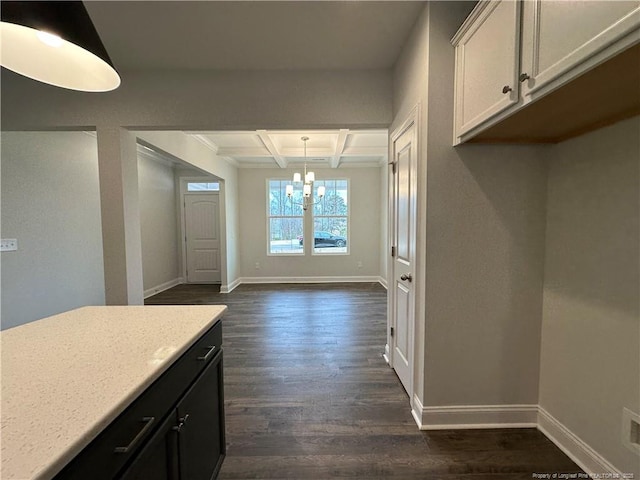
[
  {"x1": 114, "y1": 416, "x2": 155, "y2": 454},
  {"x1": 502, "y1": 85, "x2": 512, "y2": 94},
  {"x1": 197, "y1": 345, "x2": 216, "y2": 362}
]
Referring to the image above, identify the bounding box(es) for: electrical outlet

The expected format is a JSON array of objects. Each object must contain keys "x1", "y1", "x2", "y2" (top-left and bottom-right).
[
  {"x1": 357, "y1": 261, "x2": 363, "y2": 268},
  {"x1": 622, "y1": 408, "x2": 640, "y2": 455},
  {"x1": 0, "y1": 239, "x2": 18, "y2": 252},
  {"x1": 255, "y1": 262, "x2": 260, "y2": 270}
]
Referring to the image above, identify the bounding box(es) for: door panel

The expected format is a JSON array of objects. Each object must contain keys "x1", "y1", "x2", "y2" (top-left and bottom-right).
[
  {"x1": 185, "y1": 194, "x2": 221, "y2": 283},
  {"x1": 177, "y1": 351, "x2": 225, "y2": 480},
  {"x1": 455, "y1": 0, "x2": 520, "y2": 136},
  {"x1": 390, "y1": 119, "x2": 417, "y2": 395},
  {"x1": 395, "y1": 281, "x2": 410, "y2": 368}
]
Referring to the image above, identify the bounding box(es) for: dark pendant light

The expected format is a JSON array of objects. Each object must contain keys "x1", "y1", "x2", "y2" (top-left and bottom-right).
[{"x1": 0, "y1": 1, "x2": 120, "y2": 91}]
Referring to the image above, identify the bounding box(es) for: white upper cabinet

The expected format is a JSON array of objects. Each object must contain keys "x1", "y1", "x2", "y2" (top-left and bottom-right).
[
  {"x1": 452, "y1": 0, "x2": 521, "y2": 138},
  {"x1": 452, "y1": 0, "x2": 640, "y2": 145},
  {"x1": 521, "y1": 0, "x2": 640, "y2": 99}
]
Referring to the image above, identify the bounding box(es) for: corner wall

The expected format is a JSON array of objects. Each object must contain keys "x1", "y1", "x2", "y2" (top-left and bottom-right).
[
  {"x1": 539, "y1": 116, "x2": 640, "y2": 475},
  {"x1": 138, "y1": 154, "x2": 180, "y2": 295},
  {"x1": 0, "y1": 132, "x2": 106, "y2": 329}
]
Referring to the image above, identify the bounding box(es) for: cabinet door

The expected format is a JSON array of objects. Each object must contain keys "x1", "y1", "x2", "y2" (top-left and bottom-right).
[
  {"x1": 177, "y1": 350, "x2": 225, "y2": 480},
  {"x1": 118, "y1": 413, "x2": 180, "y2": 480},
  {"x1": 521, "y1": 0, "x2": 640, "y2": 98},
  {"x1": 453, "y1": 0, "x2": 521, "y2": 139}
]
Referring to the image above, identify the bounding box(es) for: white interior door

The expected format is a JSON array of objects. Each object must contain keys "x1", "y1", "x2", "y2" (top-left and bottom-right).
[
  {"x1": 390, "y1": 118, "x2": 417, "y2": 395},
  {"x1": 185, "y1": 193, "x2": 221, "y2": 283}
]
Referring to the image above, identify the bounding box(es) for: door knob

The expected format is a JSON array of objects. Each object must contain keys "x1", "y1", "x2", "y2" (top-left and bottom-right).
[{"x1": 400, "y1": 273, "x2": 412, "y2": 282}]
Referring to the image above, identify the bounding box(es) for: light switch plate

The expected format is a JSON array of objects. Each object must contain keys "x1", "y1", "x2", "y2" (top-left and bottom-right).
[{"x1": 0, "y1": 239, "x2": 18, "y2": 252}]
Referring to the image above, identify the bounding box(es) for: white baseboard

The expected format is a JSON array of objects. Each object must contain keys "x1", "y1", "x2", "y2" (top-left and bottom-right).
[
  {"x1": 220, "y1": 277, "x2": 241, "y2": 294},
  {"x1": 408, "y1": 401, "x2": 622, "y2": 475},
  {"x1": 143, "y1": 277, "x2": 183, "y2": 299},
  {"x1": 236, "y1": 275, "x2": 382, "y2": 284},
  {"x1": 411, "y1": 399, "x2": 538, "y2": 430},
  {"x1": 378, "y1": 276, "x2": 388, "y2": 289},
  {"x1": 538, "y1": 406, "x2": 622, "y2": 477},
  {"x1": 220, "y1": 275, "x2": 386, "y2": 293}
]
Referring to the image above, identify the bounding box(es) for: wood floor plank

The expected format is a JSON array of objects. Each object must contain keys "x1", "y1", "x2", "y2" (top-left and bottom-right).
[{"x1": 146, "y1": 283, "x2": 583, "y2": 479}]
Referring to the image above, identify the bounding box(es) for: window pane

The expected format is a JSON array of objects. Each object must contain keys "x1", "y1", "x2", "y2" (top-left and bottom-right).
[
  {"x1": 269, "y1": 180, "x2": 303, "y2": 216},
  {"x1": 269, "y1": 217, "x2": 303, "y2": 254},
  {"x1": 314, "y1": 180, "x2": 348, "y2": 216},
  {"x1": 268, "y1": 179, "x2": 304, "y2": 254},
  {"x1": 313, "y1": 179, "x2": 348, "y2": 254},
  {"x1": 187, "y1": 182, "x2": 219, "y2": 191}
]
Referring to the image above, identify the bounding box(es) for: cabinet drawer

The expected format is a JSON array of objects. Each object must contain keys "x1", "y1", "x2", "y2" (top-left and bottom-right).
[{"x1": 54, "y1": 320, "x2": 223, "y2": 480}]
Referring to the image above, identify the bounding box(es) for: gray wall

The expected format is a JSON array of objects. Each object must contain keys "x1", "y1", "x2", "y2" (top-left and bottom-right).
[
  {"x1": 237, "y1": 167, "x2": 381, "y2": 279},
  {"x1": 423, "y1": 1, "x2": 548, "y2": 408},
  {"x1": 137, "y1": 132, "x2": 240, "y2": 291},
  {"x1": 1, "y1": 132, "x2": 106, "y2": 329},
  {"x1": 137, "y1": 154, "x2": 179, "y2": 293},
  {"x1": 540, "y1": 116, "x2": 640, "y2": 475},
  {"x1": 1, "y1": 69, "x2": 392, "y2": 130},
  {"x1": 393, "y1": 1, "x2": 548, "y2": 408}
]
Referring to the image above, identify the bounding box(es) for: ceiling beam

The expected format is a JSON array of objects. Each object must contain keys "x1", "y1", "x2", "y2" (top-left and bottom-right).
[
  {"x1": 257, "y1": 130, "x2": 288, "y2": 168},
  {"x1": 189, "y1": 134, "x2": 219, "y2": 154},
  {"x1": 331, "y1": 129, "x2": 349, "y2": 168}
]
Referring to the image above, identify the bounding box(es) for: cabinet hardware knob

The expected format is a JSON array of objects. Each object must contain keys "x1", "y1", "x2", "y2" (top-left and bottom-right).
[
  {"x1": 173, "y1": 414, "x2": 190, "y2": 432},
  {"x1": 502, "y1": 85, "x2": 512, "y2": 94},
  {"x1": 114, "y1": 416, "x2": 155, "y2": 453},
  {"x1": 519, "y1": 73, "x2": 530, "y2": 82},
  {"x1": 400, "y1": 273, "x2": 412, "y2": 282}
]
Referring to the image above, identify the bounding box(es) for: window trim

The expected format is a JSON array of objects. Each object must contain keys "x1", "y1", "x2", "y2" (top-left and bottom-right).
[{"x1": 266, "y1": 177, "x2": 351, "y2": 257}]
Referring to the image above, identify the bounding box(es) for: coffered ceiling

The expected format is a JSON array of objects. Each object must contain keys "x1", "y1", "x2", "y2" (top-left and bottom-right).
[{"x1": 186, "y1": 129, "x2": 388, "y2": 169}]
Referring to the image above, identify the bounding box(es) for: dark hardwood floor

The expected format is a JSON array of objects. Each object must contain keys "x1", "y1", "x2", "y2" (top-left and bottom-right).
[{"x1": 146, "y1": 283, "x2": 583, "y2": 479}]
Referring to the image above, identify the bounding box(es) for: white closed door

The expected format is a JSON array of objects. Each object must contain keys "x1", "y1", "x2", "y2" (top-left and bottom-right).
[
  {"x1": 185, "y1": 193, "x2": 221, "y2": 283},
  {"x1": 390, "y1": 118, "x2": 417, "y2": 395}
]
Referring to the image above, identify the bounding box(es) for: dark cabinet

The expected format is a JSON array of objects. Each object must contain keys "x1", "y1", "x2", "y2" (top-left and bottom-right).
[
  {"x1": 55, "y1": 321, "x2": 225, "y2": 480},
  {"x1": 120, "y1": 350, "x2": 225, "y2": 480},
  {"x1": 178, "y1": 351, "x2": 225, "y2": 480}
]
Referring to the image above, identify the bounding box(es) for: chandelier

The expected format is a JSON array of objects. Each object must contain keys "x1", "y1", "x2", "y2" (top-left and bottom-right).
[{"x1": 286, "y1": 136, "x2": 325, "y2": 211}]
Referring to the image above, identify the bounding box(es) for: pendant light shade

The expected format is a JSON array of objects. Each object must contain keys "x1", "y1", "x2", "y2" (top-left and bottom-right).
[{"x1": 0, "y1": 1, "x2": 121, "y2": 91}]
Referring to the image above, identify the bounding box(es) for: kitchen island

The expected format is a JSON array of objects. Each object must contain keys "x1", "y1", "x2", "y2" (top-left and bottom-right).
[{"x1": 1, "y1": 305, "x2": 227, "y2": 480}]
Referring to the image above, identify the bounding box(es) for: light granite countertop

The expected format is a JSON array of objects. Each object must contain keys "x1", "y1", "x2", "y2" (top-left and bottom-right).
[{"x1": 0, "y1": 305, "x2": 227, "y2": 480}]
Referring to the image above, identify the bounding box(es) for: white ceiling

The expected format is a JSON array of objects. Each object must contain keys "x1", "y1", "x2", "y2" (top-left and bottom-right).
[
  {"x1": 84, "y1": 1, "x2": 426, "y2": 71},
  {"x1": 187, "y1": 129, "x2": 388, "y2": 168}
]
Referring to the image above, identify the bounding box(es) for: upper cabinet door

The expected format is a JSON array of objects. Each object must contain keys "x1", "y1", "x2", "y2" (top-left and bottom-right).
[
  {"x1": 521, "y1": 0, "x2": 640, "y2": 98},
  {"x1": 452, "y1": 0, "x2": 522, "y2": 140}
]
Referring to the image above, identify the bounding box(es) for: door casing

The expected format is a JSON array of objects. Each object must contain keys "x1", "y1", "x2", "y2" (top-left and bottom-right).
[{"x1": 387, "y1": 105, "x2": 420, "y2": 407}]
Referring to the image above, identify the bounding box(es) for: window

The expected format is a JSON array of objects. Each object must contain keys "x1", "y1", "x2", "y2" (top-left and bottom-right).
[
  {"x1": 187, "y1": 182, "x2": 220, "y2": 192},
  {"x1": 268, "y1": 180, "x2": 303, "y2": 254},
  {"x1": 267, "y1": 178, "x2": 349, "y2": 255},
  {"x1": 313, "y1": 179, "x2": 348, "y2": 254}
]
